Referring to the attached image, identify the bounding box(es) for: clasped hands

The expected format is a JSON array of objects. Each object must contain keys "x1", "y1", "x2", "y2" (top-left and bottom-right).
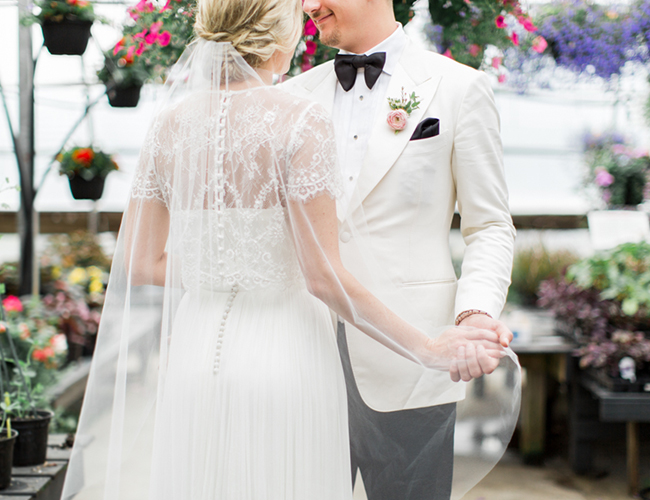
[{"x1": 418, "y1": 316, "x2": 512, "y2": 382}]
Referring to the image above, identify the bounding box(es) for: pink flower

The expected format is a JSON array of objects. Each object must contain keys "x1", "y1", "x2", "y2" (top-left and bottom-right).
[
  {"x1": 518, "y1": 16, "x2": 537, "y2": 32},
  {"x1": 18, "y1": 323, "x2": 30, "y2": 340},
  {"x1": 135, "y1": 42, "x2": 146, "y2": 56},
  {"x1": 2, "y1": 296, "x2": 22, "y2": 313},
  {"x1": 157, "y1": 31, "x2": 171, "y2": 47},
  {"x1": 126, "y1": 45, "x2": 136, "y2": 61},
  {"x1": 443, "y1": 48, "x2": 453, "y2": 59},
  {"x1": 491, "y1": 56, "x2": 502, "y2": 69},
  {"x1": 495, "y1": 15, "x2": 507, "y2": 28},
  {"x1": 602, "y1": 189, "x2": 612, "y2": 204},
  {"x1": 510, "y1": 32, "x2": 519, "y2": 46},
  {"x1": 387, "y1": 109, "x2": 408, "y2": 133},
  {"x1": 145, "y1": 33, "x2": 157, "y2": 45},
  {"x1": 301, "y1": 61, "x2": 313, "y2": 72},
  {"x1": 498, "y1": 74, "x2": 507, "y2": 83},
  {"x1": 305, "y1": 40, "x2": 317, "y2": 55},
  {"x1": 631, "y1": 148, "x2": 649, "y2": 159},
  {"x1": 595, "y1": 167, "x2": 614, "y2": 187},
  {"x1": 113, "y1": 37, "x2": 124, "y2": 56},
  {"x1": 612, "y1": 144, "x2": 627, "y2": 155},
  {"x1": 532, "y1": 36, "x2": 547, "y2": 53},
  {"x1": 50, "y1": 334, "x2": 68, "y2": 354},
  {"x1": 161, "y1": 0, "x2": 171, "y2": 11},
  {"x1": 304, "y1": 19, "x2": 318, "y2": 36},
  {"x1": 149, "y1": 21, "x2": 163, "y2": 35},
  {"x1": 133, "y1": 28, "x2": 147, "y2": 41},
  {"x1": 469, "y1": 44, "x2": 481, "y2": 57}
]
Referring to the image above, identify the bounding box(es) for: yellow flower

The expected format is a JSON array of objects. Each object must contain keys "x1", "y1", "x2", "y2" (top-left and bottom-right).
[
  {"x1": 51, "y1": 266, "x2": 62, "y2": 279},
  {"x1": 68, "y1": 267, "x2": 88, "y2": 285},
  {"x1": 89, "y1": 278, "x2": 103, "y2": 294},
  {"x1": 86, "y1": 266, "x2": 103, "y2": 280}
]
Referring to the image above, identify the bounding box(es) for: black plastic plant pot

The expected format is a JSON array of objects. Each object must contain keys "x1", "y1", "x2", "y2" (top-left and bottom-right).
[
  {"x1": 106, "y1": 83, "x2": 142, "y2": 108},
  {"x1": 11, "y1": 410, "x2": 53, "y2": 467},
  {"x1": 68, "y1": 175, "x2": 105, "y2": 201},
  {"x1": 0, "y1": 429, "x2": 17, "y2": 490},
  {"x1": 41, "y1": 19, "x2": 93, "y2": 56}
]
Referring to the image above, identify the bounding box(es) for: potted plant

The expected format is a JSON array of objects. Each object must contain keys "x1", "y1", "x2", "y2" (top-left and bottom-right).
[
  {"x1": 57, "y1": 146, "x2": 119, "y2": 201},
  {"x1": 97, "y1": 50, "x2": 149, "y2": 108},
  {"x1": 0, "y1": 296, "x2": 67, "y2": 466},
  {"x1": 0, "y1": 406, "x2": 18, "y2": 491},
  {"x1": 24, "y1": 0, "x2": 97, "y2": 56},
  {"x1": 538, "y1": 242, "x2": 650, "y2": 391}
]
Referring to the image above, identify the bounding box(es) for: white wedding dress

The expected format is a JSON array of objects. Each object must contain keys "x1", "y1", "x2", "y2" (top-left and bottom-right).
[
  {"x1": 60, "y1": 41, "x2": 521, "y2": 500},
  {"x1": 135, "y1": 86, "x2": 353, "y2": 499}
]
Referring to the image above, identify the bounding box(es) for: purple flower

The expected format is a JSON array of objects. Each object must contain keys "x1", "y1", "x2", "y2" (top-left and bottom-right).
[{"x1": 595, "y1": 167, "x2": 615, "y2": 187}]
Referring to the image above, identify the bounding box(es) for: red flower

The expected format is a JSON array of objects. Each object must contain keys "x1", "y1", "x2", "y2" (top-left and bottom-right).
[
  {"x1": 145, "y1": 33, "x2": 158, "y2": 45},
  {"x1": 135, "y1": 42, "x2": 146, "y2": 56},
  {"x1": 157, "y1": 31, "x2": 172, "y2": 47},
  {"x1": 304, "y1": 19, "x2": 318, "y2": 36},
  {"x1": 305, "y1": 40, "x2": 317, "y2": 55},
  {"x1": 468, "y1": 44, "x2": 481, "y2": 57},
  {"x1": 498, "y1": 74, "x2": 507, "y2": 83},
  {"x1": 125, "y1": 45, "x2": 136, "y2": 63},
  {"x1": 2, "y1": 296, "x2": 23, "y2": 313},
  {"x1": 495, "y1": 15, "x2": 507, "y2": 28},
  {"x1": 72, "y1": 148, "x2": 94, "y2": 165},
  {"x1": 443, "y1": 48, "x2": 453, "y2": 60}
]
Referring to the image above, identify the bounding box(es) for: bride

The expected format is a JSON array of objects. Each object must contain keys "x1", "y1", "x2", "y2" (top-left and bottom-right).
[{"x1": 60, "y1": 0, "x2": 519, "y2": 498}]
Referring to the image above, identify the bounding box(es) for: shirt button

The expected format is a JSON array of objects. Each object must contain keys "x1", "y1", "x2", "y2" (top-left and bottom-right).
[
  {"x1": 340, "y1": 232, "x2": 351, "y2": 243},
  {"x1": 349, "y1": 176, "x2": 354, "y2": 181},
  {"x1": 353, "y1": 135, "x2": 358, "y2": 140},
  {"x1": 359, "y1": 95, "x2": 364, "y2": 101}
]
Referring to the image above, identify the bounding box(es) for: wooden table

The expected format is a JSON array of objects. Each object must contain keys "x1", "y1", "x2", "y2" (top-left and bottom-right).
[
  {"x1": 0, "y1": 434, "x2": 71, "y2": 499},
  {"x1": 504, "y1": 307, "x2": 575, "y2": 464},
  {"x1": 571, "y1": 373, "x2": 650, "y2": 496}
]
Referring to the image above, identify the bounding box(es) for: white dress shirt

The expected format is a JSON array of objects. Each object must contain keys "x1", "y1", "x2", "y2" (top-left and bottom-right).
[{"x1": 332, "y1": 25, "x2": 408, "y2": 211}]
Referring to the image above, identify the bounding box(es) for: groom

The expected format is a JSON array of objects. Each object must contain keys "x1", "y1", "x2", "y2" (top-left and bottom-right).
[{"x1": 283, "y1": 0, "x2": 515, "y2": 498}]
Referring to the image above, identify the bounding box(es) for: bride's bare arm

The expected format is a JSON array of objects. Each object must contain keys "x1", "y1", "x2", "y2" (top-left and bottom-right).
[
  {"x1": 288, "y1": 194, "x2": 506, "y2": 381},
  {"x1": 123, "y1": 199, "x2": 169, "y2": 287}
]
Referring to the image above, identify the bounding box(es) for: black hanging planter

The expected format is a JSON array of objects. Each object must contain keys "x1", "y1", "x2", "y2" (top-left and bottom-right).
[
  {"x1": 41, "y1": 19, "x2": 93, "y2": 56},
  {"x1": 68, "y1": 175, "x2": 105, "y2": 201},
  {"x1": 0, "y1": 429, "x2": 17, "y2": 490},
  {"x1": 106, "y1": 83, "x2": 142, "y2": 108},
  {"x1": 11, "y1": 410, "x2": 53, "y2": 467}
]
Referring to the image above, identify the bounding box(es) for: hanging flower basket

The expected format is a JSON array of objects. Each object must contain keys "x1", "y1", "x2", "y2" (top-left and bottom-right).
[
  {"x1": 106, "y1": 83, "x2": 142, "y2": 108},
  {"x1": 10, "y1": 410, "x2": 53, "y2": 467},
  {"x1": 41, "y1": 19, "x2": 93, "y2": 56},
  {"x1": 68, "y1": 175, "x2": 105, "y2": 201},
  {"x1": 0, "y1": 429, "x2": 17, "y2": 490}
]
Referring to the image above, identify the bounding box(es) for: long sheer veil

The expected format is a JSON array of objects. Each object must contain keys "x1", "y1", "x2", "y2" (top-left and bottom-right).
[{"x1": 60, "y1": 38, "x2": 520, "y2": 500}]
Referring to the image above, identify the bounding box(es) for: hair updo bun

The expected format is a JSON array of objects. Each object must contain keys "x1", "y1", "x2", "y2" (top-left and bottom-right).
[{"x1": 194, "y1": 0, "x2": 303, "y2": 68}]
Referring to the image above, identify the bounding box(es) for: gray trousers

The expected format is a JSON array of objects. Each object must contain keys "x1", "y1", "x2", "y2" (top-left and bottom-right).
[{"x1": 337, "y1": 322, "x2": 456, "y2": 500}]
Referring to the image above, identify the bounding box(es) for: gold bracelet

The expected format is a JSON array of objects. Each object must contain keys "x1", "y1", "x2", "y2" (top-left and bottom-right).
[{"x1": 455, "y1": 309, "x2": 492, "y2": 326}]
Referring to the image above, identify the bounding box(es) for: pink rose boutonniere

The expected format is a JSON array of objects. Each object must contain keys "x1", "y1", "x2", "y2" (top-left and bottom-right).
[{"x1": 386, "y1": 87, "x2": 420, "y2": 135}]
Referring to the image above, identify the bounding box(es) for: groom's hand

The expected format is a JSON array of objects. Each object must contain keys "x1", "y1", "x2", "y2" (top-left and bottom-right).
[{"x1": 458, "y1": 314, "x2": 513, "y2": 348}]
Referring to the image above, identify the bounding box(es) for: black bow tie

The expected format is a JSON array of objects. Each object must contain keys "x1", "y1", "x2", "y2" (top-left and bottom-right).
[{"x1": 334, "y1": 52, "x2": 386, "y2": 92}]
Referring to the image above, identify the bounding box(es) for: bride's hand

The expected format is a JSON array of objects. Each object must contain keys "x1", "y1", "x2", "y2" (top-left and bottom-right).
[{"x1": 417, "y1": 326, "x2": 508, "y2": 382}]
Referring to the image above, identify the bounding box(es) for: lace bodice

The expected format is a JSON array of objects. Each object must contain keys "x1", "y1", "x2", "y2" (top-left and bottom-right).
[{"x1": 131, "y1": 86, "x2": 342, "y2": 291}]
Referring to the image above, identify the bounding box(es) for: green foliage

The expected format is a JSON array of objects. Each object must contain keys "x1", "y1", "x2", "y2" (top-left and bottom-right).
[
  {"x1": 508, "y1": 245, "x2": 579, "y2": 306},
  {"x1": 57, "y1": 147, "x2": 118, "y2": 181},
  {"x1": 23, "y1": 0, "x2": 97, "y2": 25},
  {"x1": 567, "y1": 242, "x2": 650, "y2": 317},
  {"x1": 394, "y1": 0, "x2": 417, "y2": 26},
  {"x1": 387, "y1": 89, "x2": 421, "y2": 114}
]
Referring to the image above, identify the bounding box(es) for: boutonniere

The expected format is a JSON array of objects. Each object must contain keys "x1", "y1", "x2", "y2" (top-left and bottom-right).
[{"x1": 386, "y1": 87, "x2": 420, "y2": 134}]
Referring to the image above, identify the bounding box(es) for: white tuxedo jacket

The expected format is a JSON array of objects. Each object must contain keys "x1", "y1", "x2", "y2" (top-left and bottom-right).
[{"x1": 282, "y1": 40, "x2": 515, "y2": 411}]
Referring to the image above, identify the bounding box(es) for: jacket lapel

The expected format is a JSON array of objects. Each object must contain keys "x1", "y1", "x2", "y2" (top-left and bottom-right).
[{"x1": 346, "y1": 43, "x2": 442, "y2": 218}]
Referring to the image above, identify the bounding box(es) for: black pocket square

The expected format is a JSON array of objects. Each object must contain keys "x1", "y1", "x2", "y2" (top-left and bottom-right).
[{"x1": 410, "y1": 118, "x2": 440, "y2": 141}]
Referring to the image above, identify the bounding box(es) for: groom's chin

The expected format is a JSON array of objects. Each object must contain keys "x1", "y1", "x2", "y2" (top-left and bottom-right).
[{"x1": 318, "y1": 28, "x2": 341, "y2": 50}]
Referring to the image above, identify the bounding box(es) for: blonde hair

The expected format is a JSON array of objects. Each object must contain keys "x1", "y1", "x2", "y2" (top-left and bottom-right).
[{"x1": 195, "y1": 0, "x2": 303, "y2": 68}]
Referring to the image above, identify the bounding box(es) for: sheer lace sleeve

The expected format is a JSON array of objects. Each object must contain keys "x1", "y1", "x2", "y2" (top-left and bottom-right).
[
  {"x1": 286, "y1": 102, "x2": 343, "y2": 203},
  {"x1": 131, "y1": 121, "x2": 169, "y2": 207}
]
